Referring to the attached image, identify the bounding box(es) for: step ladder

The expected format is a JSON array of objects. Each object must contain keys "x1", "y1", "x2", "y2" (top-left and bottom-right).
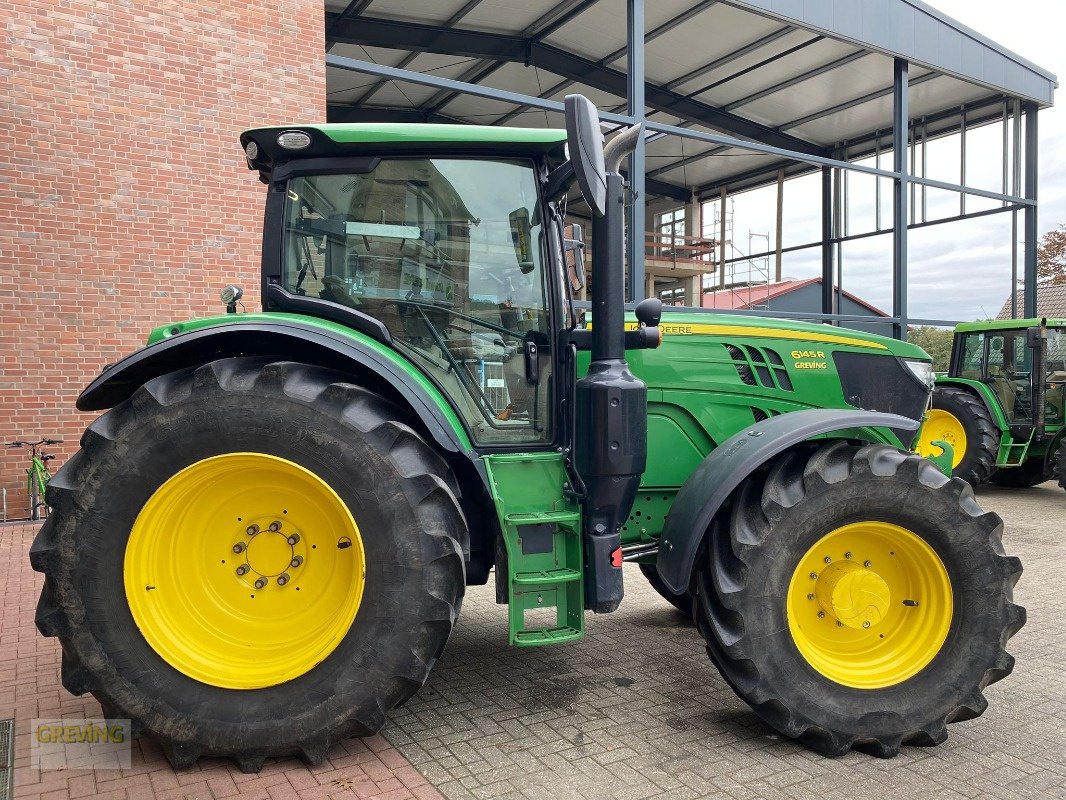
[
  {"x1": 998, "y1": 430, "x2": 1033, "y2": 467},
  {"x1": 483, "y1": 454, "x2": 584, "y2": 647}
]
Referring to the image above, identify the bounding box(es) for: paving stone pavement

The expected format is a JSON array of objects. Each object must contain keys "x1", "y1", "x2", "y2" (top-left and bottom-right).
[
  {"x1": 1, "y1": 522, "x2": 444, "y2": 800},
  {"x1": 2, "y1": 482, "x2": 1063, "y2": 799},
  {"x1": 382, "y1": 483, "x2": 1066, "y2": 800}
]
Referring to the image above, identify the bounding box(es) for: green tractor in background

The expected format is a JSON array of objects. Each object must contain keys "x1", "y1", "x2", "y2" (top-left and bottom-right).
[
  {"x1": 31, "y1": 96, "x2": 1023, "y2": 772},
  {"x1": 917, "y1": 319, "x2": 1066, "y2": 490}
]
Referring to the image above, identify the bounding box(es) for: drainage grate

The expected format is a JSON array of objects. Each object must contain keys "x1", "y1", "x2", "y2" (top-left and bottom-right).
[{"x1": 0, "y1": 718, "x2": 12, "y2": 800}]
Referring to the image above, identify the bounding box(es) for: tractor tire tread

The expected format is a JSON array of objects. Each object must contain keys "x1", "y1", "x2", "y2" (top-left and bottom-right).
[
  {"x1": 932, "y1": 386, "x2": 999, "y2": 487},
  {"x1": 31, "y1": 357, "x2": 466, "y2": 772},
  {"x1": 694, "y1": 442, "x2": 1023, "y2": 757}
]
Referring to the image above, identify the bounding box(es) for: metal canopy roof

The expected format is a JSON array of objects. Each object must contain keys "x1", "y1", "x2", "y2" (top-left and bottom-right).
[{"x1": 323, "y1": 0, "x2": 1057, "y2": 200}]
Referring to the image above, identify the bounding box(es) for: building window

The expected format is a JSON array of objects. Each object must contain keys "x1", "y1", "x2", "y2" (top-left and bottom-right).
[{"x1": 655, "y1": 207, "x2": 685, "y2": 255}]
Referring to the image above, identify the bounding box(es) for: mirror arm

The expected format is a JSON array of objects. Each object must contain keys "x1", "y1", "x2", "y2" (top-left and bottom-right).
[{"x1": 545, "y1": 161, "x2": 576, "y2": 203}]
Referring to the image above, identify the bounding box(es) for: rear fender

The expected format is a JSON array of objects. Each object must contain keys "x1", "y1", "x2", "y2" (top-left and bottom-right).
[
  {"x1": 78, "y1": 320, "x2": 472, "y2": 455},
  {"x1": 655, "y1": 409, "x2": 920, "y2": 594}
]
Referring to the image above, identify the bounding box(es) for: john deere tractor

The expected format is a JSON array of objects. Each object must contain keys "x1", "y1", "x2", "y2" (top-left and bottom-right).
[
  {"x1": 918, "y1": 319, "x2": 1066, "y2": 489},
  {"x1": 31, "y1": 96, "x2": 1023, "y2": 772}
]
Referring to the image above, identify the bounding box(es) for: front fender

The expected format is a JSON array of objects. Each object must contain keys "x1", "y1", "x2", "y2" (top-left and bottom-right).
[
  {"x1": 655, "y1": 409, "x2": 920, "y2": 594},
  {"x1": 78, "y1": 319, "x2": 472, "y2": 455}
]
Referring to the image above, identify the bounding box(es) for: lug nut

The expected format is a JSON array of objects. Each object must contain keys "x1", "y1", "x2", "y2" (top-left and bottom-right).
[
  {"x1": 232, "y1": 542, "x2": 246, "y2": 554},
  {"x1": 823, "y1": 556, "x2": 832, "y2": 564},
  {"x1": 864, "y1": 560, "x2": 872, "y2": 568},
  {"x1": 290, "y1": 555, "x2": 303, "y2": 568},
  {"x1": 286, "y1": 534, "x2": 300, "y2": 546},
  {"x1": 277, "y1": 573, "x2": 289, "y2": 586},
  {"x1": 246, "y1": 524, "x2": 259, "y2": 536},
  {"x1": 836, "y1": 621, "x2": 844, "y2": 627},
  {"x1": 844, "y1": 551, "x2": 853, "y2": 559},
  {"x1": 817, "y1": 611, "x2": 826, "y2": 619},
  {"x1": 236, "y1": 564, "x2": 250, "y2": 576},
  {"x1": 269, "y1": 521, "x2": 281, "y2": 532},
  {"x1": 862, "y1": 620, "x2": 871, "y2": 629},
  {"x1": 806, "y1": 593, "x2": 815, "y2": 601},
  {"x1": 254, "y1": 577, "x2": 268, "y2": 590},
  {"x1": 809, "y1": 571, "x2": 818, "y2": 580}
]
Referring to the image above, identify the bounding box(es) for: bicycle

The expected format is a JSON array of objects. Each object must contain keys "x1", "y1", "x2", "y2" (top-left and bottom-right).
[{"x1": 6, "y1": 438, "x2": 63, "y2": 521}]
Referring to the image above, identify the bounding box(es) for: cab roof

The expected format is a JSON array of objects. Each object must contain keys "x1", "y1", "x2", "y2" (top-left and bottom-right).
[
  {"x1": 239, "y1": 123, "x2": 567, "y2": 181},
  {"x1": 955, "y1": 318, "x2": 1066, "y2": 332}
]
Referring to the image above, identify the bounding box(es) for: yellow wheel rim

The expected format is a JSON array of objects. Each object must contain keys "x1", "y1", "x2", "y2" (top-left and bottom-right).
[
  {"x1": 786, "y1": 522, "x2": 952, "y2": 689},
  {"x1": 917, "y1": 409, "x2": 967, "y2": 468},
  {"x1": 124, "y1": 453, "x2": 366, "y2": 690}
]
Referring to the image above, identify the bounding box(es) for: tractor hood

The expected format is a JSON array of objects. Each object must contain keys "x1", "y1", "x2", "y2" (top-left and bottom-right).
[{"x1": 600, "y1": 312, "x2": 929, "y2": 361}]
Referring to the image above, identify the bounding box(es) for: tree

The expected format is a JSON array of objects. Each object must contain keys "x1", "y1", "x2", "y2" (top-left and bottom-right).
[
  {"x1": 907, "y1": 326, "x2": 954, "y2": 372},
  {"x1": 1037, "y1": 224, "x2": 1066, "y2": 286}
]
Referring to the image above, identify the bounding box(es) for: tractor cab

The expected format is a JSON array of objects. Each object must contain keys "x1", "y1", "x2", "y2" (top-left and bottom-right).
[{"x1": 950, "y1": 319, "x2": 1066, "y2": 437}]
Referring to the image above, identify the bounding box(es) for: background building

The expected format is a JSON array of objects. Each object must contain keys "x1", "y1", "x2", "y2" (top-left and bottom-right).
[
  {"x1": 1, "y1": 1, "x2": 325, "y2": 516},
  {"x1": 0, "y1": 0, "x2": 1056, "y2": 516}
]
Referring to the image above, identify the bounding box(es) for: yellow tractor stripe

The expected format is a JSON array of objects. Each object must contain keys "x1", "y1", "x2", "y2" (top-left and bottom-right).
[{"x1": 619, "y1": 322, "x2": 889, "y2": 349}]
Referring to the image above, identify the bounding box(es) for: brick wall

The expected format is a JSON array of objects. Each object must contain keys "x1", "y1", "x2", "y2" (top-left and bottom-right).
[{"x1": 0, "y1": 1, "x2": 326, "y2": 518}]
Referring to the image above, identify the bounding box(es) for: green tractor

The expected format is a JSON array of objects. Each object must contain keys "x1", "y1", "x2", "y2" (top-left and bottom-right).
[
  {"x1": 917, "y1": 319, "x2": 1066, "y2": 490},
  {"x1": 31, "y1": 97, "x2": 1023, "y2": 771}
]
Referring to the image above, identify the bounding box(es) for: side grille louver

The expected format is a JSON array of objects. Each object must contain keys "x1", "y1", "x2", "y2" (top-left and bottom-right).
[{"x1": 726, "y1": 343, "x2": 793, "y2": 392}]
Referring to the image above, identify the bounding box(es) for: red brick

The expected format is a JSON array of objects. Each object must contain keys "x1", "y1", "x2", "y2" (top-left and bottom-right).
[{"x1": 0, "y1": 0, "x2": 325, "y2": 513}]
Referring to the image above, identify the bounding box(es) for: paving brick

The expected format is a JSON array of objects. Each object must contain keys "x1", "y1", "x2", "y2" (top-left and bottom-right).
[{"x1": 373, "y1": 485, "x2": 1065, "y2": 800}]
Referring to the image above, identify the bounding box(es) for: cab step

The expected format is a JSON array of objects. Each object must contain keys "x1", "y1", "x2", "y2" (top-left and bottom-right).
[{"x1": 483, "y1": 454, "x2": 585, "y2": 647}]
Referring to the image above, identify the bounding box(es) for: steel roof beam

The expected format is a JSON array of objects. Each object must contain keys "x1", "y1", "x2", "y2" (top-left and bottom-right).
[
  {"x1": 344, "y1": 0, "x2": 486, "y2": 107},
  {"x1": 722, "y1": 50, "x2": 869, "y2": 111},
  {"x1": 326, "y1": 13, "x2": 826, "y2": 155},
  {"x1": 420, "y1": 0, "x2": 602, "y2": 113},
  {"x1": 325, "y1": 0, "x2": 375, "y2": 49},
  {"x1": 492, "y1": 0, "x2": 718, "y2": 126},
  {"x1": 663, "y1": 25, "x2": 794, "y2": 91}
]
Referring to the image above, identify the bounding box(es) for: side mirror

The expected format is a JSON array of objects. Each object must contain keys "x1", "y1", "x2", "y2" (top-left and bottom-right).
[
  {"x1": 564, "y1": 223, "x2": 586, "y2": 292},
  {"x1": 508, "y1": 207, "x2": 534, "y2": 274},
  {"x1": 564, "y1": 94, "x2": 607, "y2": 217},
  {"x1": 634, "y1": 297, "x2": 662, "y2": 327},
  {"x1": 1026, "y1": 325, "x2": 1046, "y2": 349}
]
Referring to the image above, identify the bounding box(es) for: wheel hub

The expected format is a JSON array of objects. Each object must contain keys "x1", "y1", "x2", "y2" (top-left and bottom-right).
[
  {"x1": 124, "y1": 452, "x2": 365, "y2": 690},
  {"x1": 918, "y1": 408, "x2": 968, "y2": 469},
  {"x1": 814, "y1": 561, "x2": 890, "y2": 629},
  {"x1": 786, "y1": 521, "x2": 953, "y2": 689},
  {"x1": 240, "y1": 521, "x2": 302, "y2": 583}
]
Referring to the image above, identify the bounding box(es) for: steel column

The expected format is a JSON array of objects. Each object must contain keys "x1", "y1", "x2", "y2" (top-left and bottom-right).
[
  {"x1": 1012, "y1": 100, "x2": 1022, "y2": 318},
  {"x1": 892, "y1": 59, "x2": 909, "y2": 340},
  {"x1": 627, "y1": 0, "x2": 645, "y2": 303},
  {"x1": 775, "y1": 169, "x2": 784, "y2": 282},
  {"x1": 1023, "y1": 102, "x2": 1039, "y2": 318},
  {"x1": 821, "y1": 165, "x2": 834, "y2": 318}
]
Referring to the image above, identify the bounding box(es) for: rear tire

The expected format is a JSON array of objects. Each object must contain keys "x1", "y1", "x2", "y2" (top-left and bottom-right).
[
  {"x1": 30, "y1": 358, "x2": 467, "y2": 772},
  {"x1": 989, "y1": 459, "x2": 1051, "y2": 488},
  {"x1": 638, "y1": 563, "x2": 693, "y2": 618},
  {"x1": 920, "y1": 386, "x2": 999, "y2": 488},
  {"x1": 695, "y1": 441, "x2": 1024, "y2": 757},
  {"x1": 1056, "y1": 440, "x2": 1066, "y2": 492}
]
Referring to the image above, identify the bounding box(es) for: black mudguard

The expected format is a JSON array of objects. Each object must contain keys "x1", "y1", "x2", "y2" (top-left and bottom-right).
[
  {"x1": 655, "y1": 408, "x2": 921, "y2": 594},
  {"x1": 77, "y1": 320, "x2": 469, "y2": 455}
]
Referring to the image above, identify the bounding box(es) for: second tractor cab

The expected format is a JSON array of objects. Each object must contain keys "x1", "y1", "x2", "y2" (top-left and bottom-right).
[
  {"x1": 918, "y1": 318, "x2": 1066, "y2": 489},
  {"x1": 32, "y1": 96, "x2": 1023, "y2": 771}
]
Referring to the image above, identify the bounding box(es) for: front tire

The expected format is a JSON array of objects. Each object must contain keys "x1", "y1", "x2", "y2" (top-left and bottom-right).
[
  {"x1": 30, "y1": 358, "x2": 466, "y2": 772},
  {"x1": 918, "y1": 387, "x2": 999, "y2": 487},
  {"x1": 695, "y1": 441, "x2": 1024, "y2": 757}
]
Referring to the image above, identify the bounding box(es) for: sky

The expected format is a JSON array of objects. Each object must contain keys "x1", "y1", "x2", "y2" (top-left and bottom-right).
[{"x1": 696, "y1": 0, "x2": 1065, "y2": 324}]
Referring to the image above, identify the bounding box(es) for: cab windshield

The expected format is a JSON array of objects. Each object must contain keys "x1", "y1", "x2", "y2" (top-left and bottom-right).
[{"x1": 281, "y1": 158, "x2": 553, "y2": 445}]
